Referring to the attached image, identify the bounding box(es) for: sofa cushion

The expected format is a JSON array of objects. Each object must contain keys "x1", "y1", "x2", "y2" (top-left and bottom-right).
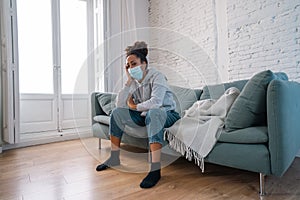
[
  {"x1": 93, "y1": 115, "x2": 110, "y2": 125},
  {"x1": 205, "y1": 143, "x2": 271, "y2": 175},
  {"x1": 218, "y1": 126, "x2": 268, "y2": 143},
  {"x1": 200, "y1": 79, "x2": 248, "y2": 100},
  {"x1": 97, "y1": 93, "x2": 117, "y2": 115},
  {"x1": 169, "y1": 85, "x2": 202, "y2": 117},
  {"x1": 225, "y1": 70, "x2": 288, "y2": 131}
]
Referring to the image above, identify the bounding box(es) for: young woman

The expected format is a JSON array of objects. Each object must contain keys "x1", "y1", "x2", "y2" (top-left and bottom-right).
[{"x1": 96, "y1": 41, "x2": 180, "y2": 188}]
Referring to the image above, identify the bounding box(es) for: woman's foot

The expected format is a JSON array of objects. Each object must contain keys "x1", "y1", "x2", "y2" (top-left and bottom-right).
[
  {"x1": 140, "y1": 169, "x2": 161, "y2": 188},
  {"x1": 96, "y1": 150, "x2": 120, "y2": 171},
  {"x1": 140, "y1": 162, "x2": 161, "y2": 188}
]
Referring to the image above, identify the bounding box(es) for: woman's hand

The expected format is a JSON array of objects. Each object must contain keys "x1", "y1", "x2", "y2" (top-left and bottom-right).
[
  {"x1": 125, "y1": 64, "x2": 132, "y2": 86},
  {"x1": 127, "y1": 96, "x2": 137, "y2": 110}
]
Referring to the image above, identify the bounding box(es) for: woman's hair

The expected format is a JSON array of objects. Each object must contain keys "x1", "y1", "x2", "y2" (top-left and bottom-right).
[{"x1": 125, "y1": 41, "x2": 148, "y2": 64}]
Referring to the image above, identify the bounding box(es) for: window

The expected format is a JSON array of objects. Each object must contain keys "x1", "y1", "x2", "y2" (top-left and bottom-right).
[
  {"x1": 16, "y1": 0, "x2": 102, "y2": 134},
  {"x1": 60, "y1": 0, "x2": 88, "y2": 94},
  {"x1": 17, "y1": 0, "x2": 53, "y2": 94}
]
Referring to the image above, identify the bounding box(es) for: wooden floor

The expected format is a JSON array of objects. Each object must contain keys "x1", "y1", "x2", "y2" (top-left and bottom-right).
[{"x1": 0, "y1": 138, "x2": 299, "y2": 200}]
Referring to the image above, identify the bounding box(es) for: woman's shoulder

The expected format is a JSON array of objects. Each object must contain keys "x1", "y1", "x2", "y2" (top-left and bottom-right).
[
  {"x1": 147, "y1": 67, "x2": 165, "y2": 79},
  {"x1": 148, "y1": 67, "x2": 165, "y2": 76}
]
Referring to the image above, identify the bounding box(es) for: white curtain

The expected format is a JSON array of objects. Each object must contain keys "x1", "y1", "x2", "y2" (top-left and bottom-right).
[
  {"x1": 0, "y1": 7, "x2": 3, "y2": 147},
  {"x1": 0, "y1": 0, "x2": 20, "y2": 144},
  {"x1": 104, "y1": 0, "x2": 149, "y2": 92},
  {"x1": 1, "y1": 0, "x2": 9, "y2": 145}
]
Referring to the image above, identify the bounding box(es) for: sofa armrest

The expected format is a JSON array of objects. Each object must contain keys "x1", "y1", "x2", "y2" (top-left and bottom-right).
[
  {"x1": 91, "y1": 92, "x2": 106, "y2": 124},
  {"x1": 267, "y1": 79, "x2": 300, "y2": 176}
]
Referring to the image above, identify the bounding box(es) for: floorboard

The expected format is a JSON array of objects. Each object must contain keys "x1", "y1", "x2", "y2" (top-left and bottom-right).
[{"x1": 0, "y1": 138, "x2": 299, "y2": 200}]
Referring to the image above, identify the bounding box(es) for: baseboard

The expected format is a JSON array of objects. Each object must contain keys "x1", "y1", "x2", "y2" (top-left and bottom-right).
[
  {"x1": 297, "y1": 149, "x2": 300, "y2": 157},
  {"x1": 2, "y1": 128, "x2": 92, "y2": 151}
]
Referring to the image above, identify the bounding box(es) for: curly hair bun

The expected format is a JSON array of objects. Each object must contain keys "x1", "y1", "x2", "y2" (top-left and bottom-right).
[{"x1": 125, "y1": 41, "x2": 148, "y2": 57}]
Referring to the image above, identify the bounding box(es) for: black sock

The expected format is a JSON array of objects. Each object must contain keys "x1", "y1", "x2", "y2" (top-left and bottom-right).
[
  {"x1": 140, "y1": 162, "x2": 161, "y2": 188},
  {"x1": 96, "y1": 150, "x2": 120, "y2": 171}
]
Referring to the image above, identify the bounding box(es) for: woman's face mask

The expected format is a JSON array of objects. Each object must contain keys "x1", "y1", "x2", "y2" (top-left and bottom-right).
[{"x1": 128, "y1": 66, "x2": 143, "y2": 81}]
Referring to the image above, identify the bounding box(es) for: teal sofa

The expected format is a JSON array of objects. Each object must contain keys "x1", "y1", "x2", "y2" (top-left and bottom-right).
[{"x1": 91, "y1": 70, "x2": 300, "y2": 195}]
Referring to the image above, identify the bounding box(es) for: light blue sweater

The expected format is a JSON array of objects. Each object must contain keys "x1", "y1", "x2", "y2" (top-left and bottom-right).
[{"x1": 116, "y1": 67, "x2": 176, "y2": 112}]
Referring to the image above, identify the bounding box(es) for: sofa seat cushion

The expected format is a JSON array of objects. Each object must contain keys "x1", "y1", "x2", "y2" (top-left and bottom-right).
[
  {"x1": 218, "y1": 126, "x2": 268, "y2": 143},
  {"x1": 93, "y1": 115, "x2": 110, "y2": 125}
]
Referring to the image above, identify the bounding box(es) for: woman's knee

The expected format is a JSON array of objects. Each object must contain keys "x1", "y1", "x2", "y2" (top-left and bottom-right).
[
  {"x1": 111, "y1": 107, "x2": 131, "y2": 120},
  {"x1": 111, "y1": 107, "x2": 126, "y2": 116},
  {"x1": 146, "y1": 108, "x2": 164, "y2": 116},
  {"x1": 145, "y1": 109, "x2": 167, "y2": 123}
]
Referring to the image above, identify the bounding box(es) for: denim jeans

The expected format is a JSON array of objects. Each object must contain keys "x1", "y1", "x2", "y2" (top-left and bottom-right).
[{"x1": 109, "y1": 107, "x2": 180, "y2": 145}]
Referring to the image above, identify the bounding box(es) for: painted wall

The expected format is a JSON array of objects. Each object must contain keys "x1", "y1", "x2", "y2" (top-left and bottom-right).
[{"x1": 148, "y1": 0, "x2": 300, "y2": 87}]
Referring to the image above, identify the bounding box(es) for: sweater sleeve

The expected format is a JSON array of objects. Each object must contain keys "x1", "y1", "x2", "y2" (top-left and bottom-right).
[
  {"x1": 116, "y1": 85, "x2": 131, "y2": 108},
  {"x1": 136, "y1": 74, "x2": 168, "y2": 111}
]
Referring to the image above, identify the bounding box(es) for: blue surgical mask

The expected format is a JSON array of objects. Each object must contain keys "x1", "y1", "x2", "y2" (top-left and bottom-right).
[{"x1": 128, "y1": 66, "x2": 143, "y2": 80}]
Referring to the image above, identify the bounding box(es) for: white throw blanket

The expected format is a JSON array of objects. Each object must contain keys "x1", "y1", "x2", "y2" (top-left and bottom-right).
[{"x1": 164, "y1": 87, "x2": 240, "y2": 172}]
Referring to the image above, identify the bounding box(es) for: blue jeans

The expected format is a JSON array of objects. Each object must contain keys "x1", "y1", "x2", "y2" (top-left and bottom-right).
[{"x1": 109, "y1": 107, "x2": 180, "y2": 145}]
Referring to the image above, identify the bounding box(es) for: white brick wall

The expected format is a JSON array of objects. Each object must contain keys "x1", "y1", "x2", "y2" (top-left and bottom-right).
[
  {"x1": 149, "y1": 0, "x2": 218, "y2": 88},
  {"x1": 227, "y1": 0, "x2": 300, "y2": 81},
  {"x1": 149, "y1": 0, "x2": 300, "y2": 85}
]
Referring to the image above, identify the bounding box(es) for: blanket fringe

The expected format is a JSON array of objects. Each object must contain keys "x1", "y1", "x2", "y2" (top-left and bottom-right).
[{"x1": 164, "y1": 130, "x2": 205, "y2": 173}]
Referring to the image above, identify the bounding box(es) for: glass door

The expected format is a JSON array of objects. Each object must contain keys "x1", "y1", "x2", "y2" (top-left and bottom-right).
[
  {"x1": 60, "y1": 0, "x2": 90, "y2": 130},
  {"x1": 17, "y1": 0, "x2": 95, "y2": 138},
  {"x1": 17, "y1": 0, "x2": 58, "y2": 134}
]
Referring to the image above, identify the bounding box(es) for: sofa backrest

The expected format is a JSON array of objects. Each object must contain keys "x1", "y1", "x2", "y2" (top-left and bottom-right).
[
  {"x1": 200, "y1": 79, "x2": 249, "y2": 100},
  {"x1": 169, "y1": 85, "x2": 202, "y2": 117}
]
